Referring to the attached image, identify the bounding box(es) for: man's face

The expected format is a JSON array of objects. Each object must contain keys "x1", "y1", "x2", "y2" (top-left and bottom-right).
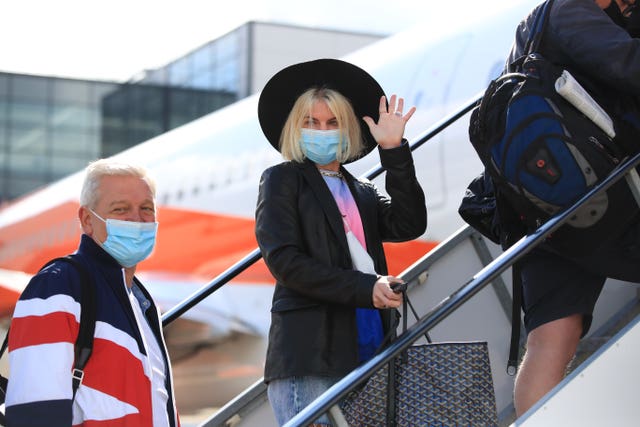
[{"x1": 79, "y1": 174, "x2": 156, "y2": 244}]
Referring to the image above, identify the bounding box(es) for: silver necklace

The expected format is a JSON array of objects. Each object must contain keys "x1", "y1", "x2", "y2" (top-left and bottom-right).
[{"x1": 318, "y1": 169, "x2": 343, "y2": 179}]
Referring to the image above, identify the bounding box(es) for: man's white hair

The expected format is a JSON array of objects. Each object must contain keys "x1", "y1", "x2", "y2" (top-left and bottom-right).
[{"x1": 79, "y1": 159, "x2": 156, "y2": 209}]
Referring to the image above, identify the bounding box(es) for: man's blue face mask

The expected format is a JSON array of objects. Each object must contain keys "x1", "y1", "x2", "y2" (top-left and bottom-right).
[
  {"x1": 299, "y1": 128, "x2": 344, "y2": 165},
  {"x1": 90, "y1": 209, "x2": 158, "y2": 267}
]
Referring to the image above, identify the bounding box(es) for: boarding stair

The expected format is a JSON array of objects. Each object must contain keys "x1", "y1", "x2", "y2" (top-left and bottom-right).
[{"x1": 161, "y1": 96, "x2": 640, "y2": 427}]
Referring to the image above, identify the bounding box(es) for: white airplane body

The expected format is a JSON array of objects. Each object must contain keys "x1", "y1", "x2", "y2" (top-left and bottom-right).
[{"x1": 0, "y1": 0, "x2": 542, "y2": 410}]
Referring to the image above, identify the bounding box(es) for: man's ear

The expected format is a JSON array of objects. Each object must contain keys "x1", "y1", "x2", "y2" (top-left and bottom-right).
[{"x1": 78, "y1": 206, "x2": 93, "y2": 235}]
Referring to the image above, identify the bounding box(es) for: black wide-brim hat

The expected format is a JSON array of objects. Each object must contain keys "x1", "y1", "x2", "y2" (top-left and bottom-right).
[{"x1": 258, "y1": 58, "x2": 385, "y2": 162}]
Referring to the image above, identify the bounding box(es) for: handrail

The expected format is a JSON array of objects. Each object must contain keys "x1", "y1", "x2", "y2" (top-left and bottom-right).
[
  {"x1": 161, "y1": 92, "x2": 483, "y2": 327},
  {"x1": 284, "y1": 150, "x2": 640, "y2": 426}
]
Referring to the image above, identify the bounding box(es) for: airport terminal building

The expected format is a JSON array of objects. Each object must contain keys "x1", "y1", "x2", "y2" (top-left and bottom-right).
[{"x1": 0, "y1": 22, "x2": 382, "y2": 203}]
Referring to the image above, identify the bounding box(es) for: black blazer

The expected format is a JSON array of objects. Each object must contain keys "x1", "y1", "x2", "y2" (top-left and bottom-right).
[{"x1": 255, "y1": 142, "x2": 427, "y2": 381}]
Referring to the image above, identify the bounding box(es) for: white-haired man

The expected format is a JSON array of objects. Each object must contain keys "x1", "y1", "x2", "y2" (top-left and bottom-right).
[{"x1": 5, "y1": 159, "x2": 179, "y2": 427}]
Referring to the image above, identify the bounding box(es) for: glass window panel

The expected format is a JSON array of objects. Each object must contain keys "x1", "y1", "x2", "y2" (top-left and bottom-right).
[
  {"x1": 192, "y1": 70, "x2": 214, "y2": 90},
  {"x1": 10, "y1": 126, "x2": 47, "y2": 155},
  {"x1": 128, "y1": 126, "x2": 162, "y2": 146},
  {"x1": 6, "y1": 175, "x2": 47, "y2": 200},
  {"x1": 7, "y1": 151, "x2": 49, "y2": 176},
  {"x1": 51, "y1": 128, "x2": 98, "y2": 155},
  {"x1": 92, "y1": 82, "x2": 120, "y2": 105},
  {"x1": 216, "y1": 32, "x2": 238, "y2": 63},
  {"x1": 50, "y1": 103, "x2": 93, "y2": 130},
  {"x1": 101, "y1": 128, "x2": 128, "y2": 158},
  {"x1": 140, "y1": 68, "x2": 167, "y2": 86},
  {"x1": 0, "y1": 127, "x2": 7, "y2": 149},
  {"x1": 169, "y1": 56, "x2": 192, "y2": 86},
  {"x1": 193, "y1": 44, "x2": 213, "y2": 72},
  {"x1": 101, "y1": 115, "x2": 127, "y2": 130},
  {"x1": 52, "y1": 79, "x2": 91, "y2": 104},
  {"x1": 10, "y1": 101, "x2": 48, "y2": 125},
  {"x1": 0, "y1": 100, "x2": 8, "y2": 125},
  {"x1": 11, "y1": 75, "x2": 48, "y2": 102},
  {"x1": 50, "y1": 154, "x2": 89, "y2": 179},
  {"x1": 131, "y1": 86, "x2": 164, "y2": 119},
  {"x1": 217, "y1": 61, "x2": 239, "y2": 92},
  {"x1": 210, "y1": 91, "x2": 236, "y2": 111},
  {"x1": 168, "y1": 89, "x2": 199, "y2": 128},
  {"x1": 101, "y1": 87, "x2": 129, "y2": 121},
  {"x1": 0, "y1": 74, "x2": 8, "y2": 97},
  {"x1": 128, "y1": 86, "x2": 165, "y2": 143}
]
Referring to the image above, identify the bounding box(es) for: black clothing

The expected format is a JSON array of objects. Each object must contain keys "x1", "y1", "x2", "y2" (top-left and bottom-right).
[
  {"x1": 255, "y1": 142, "x2": 426, "y2": 382},
  {"x1": 508, "y1": 0, "x2": 640, "y2": 333}
]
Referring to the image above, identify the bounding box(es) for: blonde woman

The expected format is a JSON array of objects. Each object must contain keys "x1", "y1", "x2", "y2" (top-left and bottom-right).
[{"x1": 255, "y1": 58, "x2": 427, "y2": 426}]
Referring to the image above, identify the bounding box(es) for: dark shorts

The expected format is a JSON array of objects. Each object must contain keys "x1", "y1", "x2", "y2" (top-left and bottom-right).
[{"x1": 520, "y1": 216, "x2": 640, "y2": 336}]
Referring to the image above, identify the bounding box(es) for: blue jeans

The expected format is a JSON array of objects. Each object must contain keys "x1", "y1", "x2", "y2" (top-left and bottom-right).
[{"x1": 267, "y1": 376, "x2": 341, "y2": 426}]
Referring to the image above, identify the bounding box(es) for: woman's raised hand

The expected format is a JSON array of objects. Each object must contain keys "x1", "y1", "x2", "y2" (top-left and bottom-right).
[{"x1": 362, "y1": 94, "x2": 416, "y2": 149}]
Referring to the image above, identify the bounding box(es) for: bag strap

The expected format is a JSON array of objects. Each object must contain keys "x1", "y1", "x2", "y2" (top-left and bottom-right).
[
  {"x1": 0, "y1": 255, "x2": 97, "y2": 400},
  {"x1": 507, "y1": 262, "x2": 523, "y2": 375},
  {"x1": 55, "y1": 256, "x2": 97, "y2": 399},
  {"x1": 400, "y1": 289, "x2": 431, "y2": 343},
  {"x1": 524, "y1": 0, "x2": 555, "y2": 55}
]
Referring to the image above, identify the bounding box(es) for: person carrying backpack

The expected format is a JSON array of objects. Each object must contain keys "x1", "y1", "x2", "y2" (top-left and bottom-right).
[
  {"x1": 4, "y1": 159, "x2": 180, "y2": 427},
  {"x1": 477, "y1": 0, "x2": 640, "y2": 418}
]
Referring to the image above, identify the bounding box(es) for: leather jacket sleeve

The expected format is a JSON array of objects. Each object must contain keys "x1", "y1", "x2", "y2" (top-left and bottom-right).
[{"x1": 375, "y1": 141, "x2": 427, "y2": 242}]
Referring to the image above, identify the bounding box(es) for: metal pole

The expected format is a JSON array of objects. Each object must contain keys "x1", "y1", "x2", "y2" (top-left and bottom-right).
[{"x1": 162, "y1": 248, "x2": 262, "y2": 326}]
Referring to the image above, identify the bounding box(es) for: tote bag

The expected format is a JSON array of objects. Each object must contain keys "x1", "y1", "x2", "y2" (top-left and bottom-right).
[{"x1": 340, "y1": 296, "x2": 498, "y2": 426}]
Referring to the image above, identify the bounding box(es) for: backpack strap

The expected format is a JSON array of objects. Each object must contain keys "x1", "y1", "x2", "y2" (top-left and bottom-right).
[
  {"x1": 45, "y1": 256, "x2": 97, "y2": 398},
  {"x1": 13, "y1": 256, "x2": 96, "y2": 399},
  {"x1": 507, "y1": 262, "x2": 523, "y2": 375},
  {"x1": 501, "y1": 0, "x2": 554, "y2": 377},
  {"x1": 524, "y1": 0, "x2": 555, "y2": 56}
]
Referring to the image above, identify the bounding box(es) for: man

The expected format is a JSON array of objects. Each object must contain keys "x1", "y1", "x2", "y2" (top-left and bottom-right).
[
  {"x1": 505, "y1": 0, "x2": 640, "y2": 417},
  {"x1": 5, "y1": 159, "x2": 180, "y2": 426}
]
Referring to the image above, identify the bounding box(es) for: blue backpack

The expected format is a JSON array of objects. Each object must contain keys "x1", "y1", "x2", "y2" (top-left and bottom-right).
[{"x1": 468, "y1": 0, "x2": 638, "y2": 254}]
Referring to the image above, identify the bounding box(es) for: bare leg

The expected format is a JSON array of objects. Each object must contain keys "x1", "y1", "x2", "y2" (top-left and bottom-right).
[{"x1": 514, "y1": 314, "x2": 583, "y2": 417}]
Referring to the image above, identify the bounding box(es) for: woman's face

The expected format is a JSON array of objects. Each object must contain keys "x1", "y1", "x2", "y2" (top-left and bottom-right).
[{"x1": 303, "y1": 100, "x2": 339, "y2": 130}]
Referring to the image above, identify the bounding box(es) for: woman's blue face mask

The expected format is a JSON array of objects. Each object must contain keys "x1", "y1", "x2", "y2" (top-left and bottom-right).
[{"x1": 299, "y1": 128, "x2": 343, "y2": 165}]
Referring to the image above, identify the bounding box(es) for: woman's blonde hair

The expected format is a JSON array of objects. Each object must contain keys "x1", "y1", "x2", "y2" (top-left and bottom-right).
[{"x1": 279, "y1": 87, "x2": 364, "y2": 163}]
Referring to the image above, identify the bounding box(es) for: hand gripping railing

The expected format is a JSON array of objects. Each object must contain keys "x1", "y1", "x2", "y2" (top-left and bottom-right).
[
  {"x1": 284, "y1": 151, "x2": 640, "y2": 426},
  {"x1": 161, "y1": 93, "x2": 482, "y2": 327}
]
